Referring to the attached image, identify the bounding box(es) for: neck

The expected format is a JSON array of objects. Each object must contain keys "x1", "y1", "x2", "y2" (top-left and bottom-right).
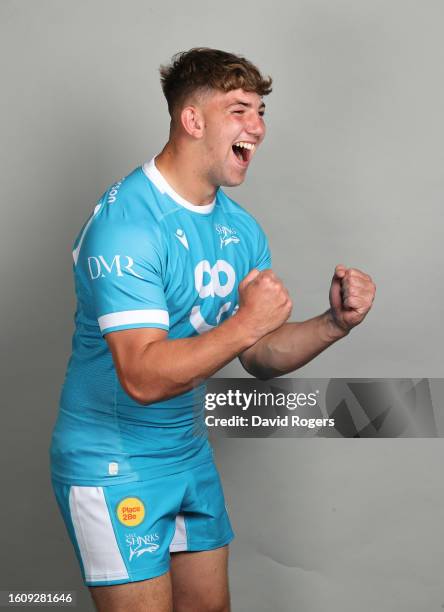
[{"x1": 154, "y1": 141, "x2": 217, "y2": 206}]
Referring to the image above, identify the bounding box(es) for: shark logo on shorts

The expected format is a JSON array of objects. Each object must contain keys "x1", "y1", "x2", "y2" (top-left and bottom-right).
[
  {"x1": 126, "y1": 533, "x2": 160, "y2": 561},
  {"x1": 215, "y1": 224, "x2": 240, "y2": 248}
]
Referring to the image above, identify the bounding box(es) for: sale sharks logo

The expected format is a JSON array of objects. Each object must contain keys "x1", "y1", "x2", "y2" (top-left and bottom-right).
[
  {"x1": 215, "y1": 224, "x2": 240, "y2": 248},
  {"x1": 125, "y1": 533, "x2": 160, "y2": 562}
]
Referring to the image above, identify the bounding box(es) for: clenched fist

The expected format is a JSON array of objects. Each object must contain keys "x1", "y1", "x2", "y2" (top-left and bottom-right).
[
  {"x1": 329, "y1": 265, "x2": 376, "y2": 332},
  {"x1": 237, "y1": 268, "x2": 293, "y2": 341}
]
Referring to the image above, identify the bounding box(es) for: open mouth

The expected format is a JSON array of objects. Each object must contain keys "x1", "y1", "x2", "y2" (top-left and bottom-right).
[{"x1": 232, "y1": 141, "x2": 256, "y2": 166}]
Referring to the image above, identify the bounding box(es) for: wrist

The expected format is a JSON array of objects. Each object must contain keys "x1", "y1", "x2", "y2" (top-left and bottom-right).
[
  {"x1": 321, "y1": 309, "x2": 350, "y2": 342},
  {"x1": 230, "y1": 308, "x2": 262, "y2": 347}
]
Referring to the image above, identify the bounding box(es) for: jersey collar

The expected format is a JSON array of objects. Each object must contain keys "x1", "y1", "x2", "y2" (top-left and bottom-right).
[{"x1": 142, "y1": 157, "x2": 216, "y2": 215}]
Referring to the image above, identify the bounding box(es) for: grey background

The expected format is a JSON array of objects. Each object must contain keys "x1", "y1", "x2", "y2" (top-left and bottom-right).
[{"x1": 1, "y1": 0, "x2": 443, "y2": 610}]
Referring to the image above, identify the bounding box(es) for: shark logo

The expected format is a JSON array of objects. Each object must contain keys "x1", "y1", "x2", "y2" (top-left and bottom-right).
[
  {"x1": 215, "y1": 224, "x2": 240, "y2": 248},
  {"x1": 126, "y1": 533, "x2": 160, "y2": 562}
]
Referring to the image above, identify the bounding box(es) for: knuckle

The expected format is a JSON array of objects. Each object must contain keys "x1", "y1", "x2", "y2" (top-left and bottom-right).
[{"x1": 348, "y1": 279, "x2": 357, "y2": 290}]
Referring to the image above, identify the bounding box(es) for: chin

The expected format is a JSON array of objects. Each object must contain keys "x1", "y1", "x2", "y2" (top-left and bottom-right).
[
  {"x1": 223, "y1": 178, "x2": 245, "y2": 188},
  {"x1": 220, "y1": 171, "x2": 247, "y2": 188}
]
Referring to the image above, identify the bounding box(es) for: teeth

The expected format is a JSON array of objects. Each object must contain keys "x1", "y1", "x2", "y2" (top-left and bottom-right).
[{"x1": 234, "y1": 141, "x2": 255, "y2": 151}]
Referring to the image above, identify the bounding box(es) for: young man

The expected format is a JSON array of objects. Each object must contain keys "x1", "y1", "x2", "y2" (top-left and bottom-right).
[{"x1": 50, "y1": 48, "x2": 375, "y2": 612}]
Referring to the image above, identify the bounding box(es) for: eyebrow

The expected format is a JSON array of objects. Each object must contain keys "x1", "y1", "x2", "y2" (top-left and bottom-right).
[{"x1": 228, "y1": 100, "x2": 266, "y2": 110}]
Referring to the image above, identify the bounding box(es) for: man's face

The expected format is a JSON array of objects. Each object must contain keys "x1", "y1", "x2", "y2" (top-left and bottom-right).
[{"x1": 199, "y1": 88, "x2": 266, "y2": 187}]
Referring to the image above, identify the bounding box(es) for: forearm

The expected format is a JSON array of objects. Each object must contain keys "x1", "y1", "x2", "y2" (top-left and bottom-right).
[
  {"x1": 128, "y1": 312, "x2": 256, "y2": 404},
  {"x1": 241, "y1": 309, "x2": 349, "y2": 379}
]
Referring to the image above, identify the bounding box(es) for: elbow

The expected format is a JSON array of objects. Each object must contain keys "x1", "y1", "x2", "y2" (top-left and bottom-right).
[
  {"x1": 255, "y1": 370, "x2": 274, "y2": 381},
  {"x1": 121, "y1": 382, "x2": 152, "y2": 406},
  {"x1": 241, "y1": 354, "x2": 288, "y2": 381},
  {"x1": 245, "y1": 362, "x2": 269, "y2": 380},
  {"x1": 252, "y1": 366, "x2": 280, "y2": 381},
  {"x1": 254, "y1": 361, "x2": 294, "y2": 380},
  {"x1": 120, "y1": 374, "x2": 164, "y2": 406},
  {"x1": 245, "y1": 344, "x2": 292, "y2": 380},
  {"x1": 240, "y1": 355, "x2": 274, "y2": 381},
  {"x1": 120, "y1": 372, "x2": 191, "y2": 406}
]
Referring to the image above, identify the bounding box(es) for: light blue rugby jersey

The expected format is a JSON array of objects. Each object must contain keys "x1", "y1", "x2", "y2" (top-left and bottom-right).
[{"x1": 50, "y1": 158, "x2": 271, "y2": 486}]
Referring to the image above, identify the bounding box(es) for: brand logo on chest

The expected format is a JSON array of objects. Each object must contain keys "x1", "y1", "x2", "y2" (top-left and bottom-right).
[{"x1": 175, "y1": 228, "x2": 189, "y2": 250}]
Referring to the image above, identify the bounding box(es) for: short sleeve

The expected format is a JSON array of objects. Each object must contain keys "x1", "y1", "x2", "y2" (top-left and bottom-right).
[
  {"x1": 255, "y1": 222, "x2": 272, "y2": 271},
  {"x1": 77, "y1": 218, "x2": 169, "y2": 336}
]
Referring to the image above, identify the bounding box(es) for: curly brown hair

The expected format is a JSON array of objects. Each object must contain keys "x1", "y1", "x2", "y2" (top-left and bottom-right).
[{"x1": 159, "y1": 47, "x2": 272, "y2": 119}]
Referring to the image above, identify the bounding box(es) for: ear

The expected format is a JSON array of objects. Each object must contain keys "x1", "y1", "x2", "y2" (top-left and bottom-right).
[{"x1": 180, "y1": 105, "x2": 204, "y2": 139}]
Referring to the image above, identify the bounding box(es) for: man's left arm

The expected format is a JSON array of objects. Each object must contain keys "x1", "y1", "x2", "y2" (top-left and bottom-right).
[{"x1": 239, "y1": 265, "x2": 376, "y2": 379}]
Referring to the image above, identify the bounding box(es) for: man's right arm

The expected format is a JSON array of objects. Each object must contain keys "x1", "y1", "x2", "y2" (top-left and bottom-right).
[{"x1": 105, "y1": 269, "x2": 292, "y2": 405}]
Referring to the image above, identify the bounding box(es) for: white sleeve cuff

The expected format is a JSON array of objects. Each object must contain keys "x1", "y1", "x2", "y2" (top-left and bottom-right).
[{"x1": 98, "y1": 309, "x2": 169, "y2": 333}]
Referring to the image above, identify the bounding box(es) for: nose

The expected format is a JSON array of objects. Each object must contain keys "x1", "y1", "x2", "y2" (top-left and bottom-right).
[{"x1": 246, "y1": 112, "x2": 265, "y2": 141}]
